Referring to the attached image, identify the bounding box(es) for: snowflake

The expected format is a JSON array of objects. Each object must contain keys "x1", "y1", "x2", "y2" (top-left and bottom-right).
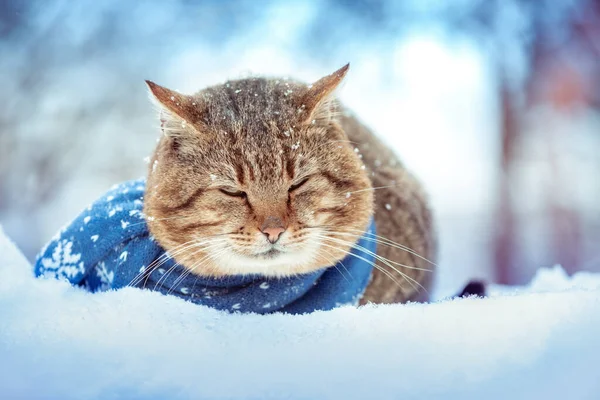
[
  {"x1": 95, "y1": 261, "x2": 114, "y2": 291},
  {"x1": 40, "y1": 239, "x2": 85, "y2": 281}
]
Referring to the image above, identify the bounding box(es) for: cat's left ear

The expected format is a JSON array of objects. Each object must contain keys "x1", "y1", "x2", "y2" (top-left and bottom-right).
[
  {"x1": 298, "y1": 63, "x2": 349, "y2": 125},
  {"x1": 145, "y1": 80, "x2": 207, "y2": 136}
]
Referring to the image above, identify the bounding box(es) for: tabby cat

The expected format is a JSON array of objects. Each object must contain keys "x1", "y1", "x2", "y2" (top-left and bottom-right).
[{"x1": 144, "y1": 64, "x2": 436, "y2": 304}]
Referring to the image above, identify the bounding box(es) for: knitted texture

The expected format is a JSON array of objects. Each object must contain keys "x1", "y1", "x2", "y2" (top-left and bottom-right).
[{"x1": 34, "y1": 179, "x2": 376, "y2": 314}]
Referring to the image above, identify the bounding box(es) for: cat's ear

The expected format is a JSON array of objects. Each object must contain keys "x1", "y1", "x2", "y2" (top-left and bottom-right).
[
  {"x1": 145, "y1": 80, "x2": 206, "y2": 137},
  {"x1": 299, "y1": 63, "x2": 349, "y2": 124}
]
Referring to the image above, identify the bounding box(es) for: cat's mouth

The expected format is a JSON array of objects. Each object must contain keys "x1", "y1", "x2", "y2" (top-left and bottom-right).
[{"x1": 214, "y1": 238, "x2": 322, "y2": 276}]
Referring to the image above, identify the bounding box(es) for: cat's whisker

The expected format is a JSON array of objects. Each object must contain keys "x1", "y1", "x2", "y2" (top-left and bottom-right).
[
  {"x1": 328, "y1": 139, "x2": 361, "y2": 145},
  {"x1": 166, "y1": 244, "x2": 229, "y2": 291},
  {"x1": 316, "y1": 245, "x2": 352, "y2": 283},
  {"x1": 315, "y1": 235, "x2": 426, "y2": 295},
  {"x1": 316, "y1": 240, "x2": 406, "y2": 291},
  {"x1": 319, "y1": 237, "x2": 421, "y2": 294},
  {"x1": 346, "y1": 184, "x2": 402, "y2": 194},
  {"x1": 305, "y1": 225, "x2": 436, "y2": 267},
  {"x1": 332, "y1": 235, "x2": 432, "y2": 273},
  {"x1": 128, "y1": 239, "x2": 199, "y2": 287},
  {"x1": 154, "y1": 239, "x2": 228, "y2": 290},
  {"x1": 130, "y1": 238, "x2": 226, "y2": 288},
  {"x1": 135, "y1": 241, "x2": 207, "y2": 287},
  {"x1": 167, "y1": 249, "x2": 229, "y2": 294},
  {"x1": 153, "y1": 249, "x2": 205, "y2": 291},
  {"x1": 322, "y1": 235, "x2": 428, "y2": 294},
  {"x1": 327, "y1": 231, "x2": 437, "y2": 272}
]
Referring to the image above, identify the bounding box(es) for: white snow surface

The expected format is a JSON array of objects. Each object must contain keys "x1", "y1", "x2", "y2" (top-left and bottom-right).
[{"x1": 1, "y1": 226, "x2": 599, "y2": 400}]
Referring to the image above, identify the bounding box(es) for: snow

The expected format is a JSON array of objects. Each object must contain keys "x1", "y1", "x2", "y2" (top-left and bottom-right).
[{"x1": 0, "y1": 225, "x2": 599, "y2": 399}]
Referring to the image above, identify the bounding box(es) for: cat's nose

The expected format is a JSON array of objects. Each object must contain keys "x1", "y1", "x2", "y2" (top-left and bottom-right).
[
  {"x1": 260, "y1": 216, "x2": 287, "y2": 244},
  {"x1": 262, "y1": 226, "x2": 285, "y2": 243}
]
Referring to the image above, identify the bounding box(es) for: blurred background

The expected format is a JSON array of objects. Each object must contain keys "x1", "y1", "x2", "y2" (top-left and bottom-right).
[{"x1": 1, "y1": 0, "x2": 598, "y2": 298}]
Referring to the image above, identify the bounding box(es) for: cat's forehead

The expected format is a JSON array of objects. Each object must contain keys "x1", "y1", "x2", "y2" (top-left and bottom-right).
[
  {"x1": 185, "y1": 77, "x2": 337, "y2": 177},
  {"x1": 198, "y1": 78, "x2": 305, "y2": 132},
  {"x1": 203, "y1": 130, "x2": 319, "y2": 185}
]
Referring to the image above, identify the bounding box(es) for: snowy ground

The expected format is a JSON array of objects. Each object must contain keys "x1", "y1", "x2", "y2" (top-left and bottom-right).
[{"x1": 1, "y1": 225, "x2": 599, "y2": 400}]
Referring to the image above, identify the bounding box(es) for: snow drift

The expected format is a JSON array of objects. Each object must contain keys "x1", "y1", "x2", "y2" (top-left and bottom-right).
[{"x1": 1, "y1": 225, "x2": 599, "y2": 400}]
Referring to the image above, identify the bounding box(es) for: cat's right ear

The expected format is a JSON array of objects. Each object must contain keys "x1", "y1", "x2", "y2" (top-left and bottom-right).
[{"x1": 145, "y1": 80, "x2": 206, "y2": 137}]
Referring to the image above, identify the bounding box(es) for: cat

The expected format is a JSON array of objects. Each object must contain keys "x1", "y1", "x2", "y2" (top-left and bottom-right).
[{"x1": 143, "y1": 64, "x2": 437, "y2": 305}]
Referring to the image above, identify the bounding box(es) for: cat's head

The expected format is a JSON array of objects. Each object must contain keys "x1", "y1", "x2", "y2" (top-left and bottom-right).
[{"x1": 144, "y1": 65, "x2": 373, "y2": 277}]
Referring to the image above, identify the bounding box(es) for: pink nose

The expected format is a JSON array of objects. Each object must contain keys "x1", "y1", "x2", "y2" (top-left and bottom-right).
[
  {"x1": 261, "y1": 226, "x2": 285, "y2": 244},
  {"x1": 260, "y1": 216, "x2": 287, "y2": 244}
]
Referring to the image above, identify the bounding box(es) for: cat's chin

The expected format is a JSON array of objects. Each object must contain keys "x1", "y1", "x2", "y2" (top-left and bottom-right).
[
  {"x1": 211, "y1": 241, "x2": 324, "y2": 277},
  {"x1": 254, "y1": 248, "x2": 284, "y2": 260}
]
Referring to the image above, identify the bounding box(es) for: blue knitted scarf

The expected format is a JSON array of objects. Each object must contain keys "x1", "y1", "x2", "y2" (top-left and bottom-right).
[{"x1": 34, "y1": 179, "x2": 376, "y2": 314}]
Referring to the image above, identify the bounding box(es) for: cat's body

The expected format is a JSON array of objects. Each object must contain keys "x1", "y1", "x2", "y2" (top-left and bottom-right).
[
  {"x1": 339, "y1": 114, "x2": 436, "y2": 303},
  {"x1": 143, "y1": 65, "x2": 436, "y2": 305}
]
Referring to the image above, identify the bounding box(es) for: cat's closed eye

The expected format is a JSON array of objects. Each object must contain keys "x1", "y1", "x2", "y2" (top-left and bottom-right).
[
  {"x1": 289, "y1": 177, "x2": 309, "y2": 192},
  {"x1": 219, "y1": 187, "x2": 247, "y2": 198}
]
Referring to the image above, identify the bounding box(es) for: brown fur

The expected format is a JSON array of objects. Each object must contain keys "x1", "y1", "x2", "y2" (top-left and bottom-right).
[{"x1": 143, "y1": 65, "x2": 436, "y2": 303}]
